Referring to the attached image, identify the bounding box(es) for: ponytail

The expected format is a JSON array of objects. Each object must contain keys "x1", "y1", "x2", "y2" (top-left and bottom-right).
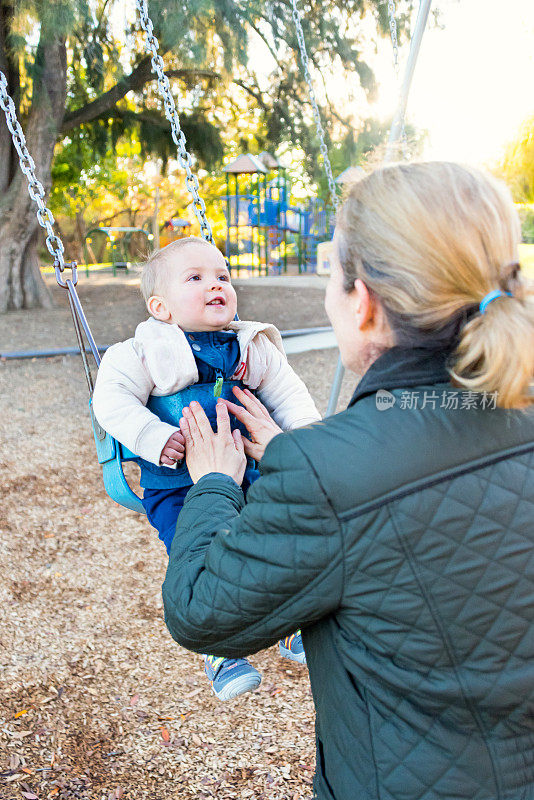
[
  {"x1": 452, "y1": 289, "x2": 534, "y2": 408},
  {"x1": 337, "y1": 161, "x2": 534, "y2": 409}
]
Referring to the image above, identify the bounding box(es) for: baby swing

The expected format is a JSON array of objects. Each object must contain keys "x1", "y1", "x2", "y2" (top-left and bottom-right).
[
  {"x1": 0, "y1": 0, "x2": 430, "y2": 513},
  {"x1": 0, "y1": 0, "x2": 218, "y2": 513}
]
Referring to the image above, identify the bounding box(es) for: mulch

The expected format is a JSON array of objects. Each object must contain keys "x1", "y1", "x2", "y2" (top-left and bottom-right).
[{"x1": 0, "y1": 272, "x2": 356, "y2": 800}]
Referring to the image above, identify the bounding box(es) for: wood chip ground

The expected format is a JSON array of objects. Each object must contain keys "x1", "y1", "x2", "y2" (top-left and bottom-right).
[{"x1": 0, "y1": 273, "x2": 355, "y2": 799}]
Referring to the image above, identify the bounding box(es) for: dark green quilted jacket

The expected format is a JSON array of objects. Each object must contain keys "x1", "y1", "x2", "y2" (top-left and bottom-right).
[{"x1": 162, "y1": 346, "x2": 534, "y2": 800}]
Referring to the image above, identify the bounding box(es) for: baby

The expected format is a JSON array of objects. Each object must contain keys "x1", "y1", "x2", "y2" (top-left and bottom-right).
[{"x1": 92, "y1": 236, "x2": 321, "y2": 700}]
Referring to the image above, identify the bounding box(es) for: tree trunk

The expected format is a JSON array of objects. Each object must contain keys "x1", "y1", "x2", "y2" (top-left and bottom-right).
[
  {"x1": 0, "y1": 1, "x2": 19, "y2": 193},
  {"x1": 0, "y1": 25, "x2": 67, "y2": 312},
  {"x1": 74, "y1": 210, "x2": 87, "y2": 263}
]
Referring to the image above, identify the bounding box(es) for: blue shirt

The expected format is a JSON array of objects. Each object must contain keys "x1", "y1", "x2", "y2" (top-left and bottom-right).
[
  {"x1": 139, "y1": 330, "x2": 249, "y2": 490},
  {"x1": 184, "y1": 330, "x2": 241, "y2": 384}
]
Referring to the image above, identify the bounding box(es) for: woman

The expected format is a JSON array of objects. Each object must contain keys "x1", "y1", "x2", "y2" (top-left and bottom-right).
[{"x1": 162, "y1": 162, "x2": 534, "y2": 800}]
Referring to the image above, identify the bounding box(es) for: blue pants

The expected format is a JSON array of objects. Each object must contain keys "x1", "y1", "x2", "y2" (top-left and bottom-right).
[{"x1": 142, "y1": 470, "x2": 260, "y2": 555}]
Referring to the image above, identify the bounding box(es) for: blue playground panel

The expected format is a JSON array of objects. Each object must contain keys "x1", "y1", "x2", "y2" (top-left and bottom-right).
[{"x1": 223, "y1": 174, "x2": 335, "y2": 274}]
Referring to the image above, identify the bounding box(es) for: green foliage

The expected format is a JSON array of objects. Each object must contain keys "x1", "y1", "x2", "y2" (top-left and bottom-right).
[
  {"x1": 66, "y1": 0, "x2": 413, "y2": 165},
  {"x1": 518, "y1": 207, "x2": 534, "y2": 244},
  {"x1": 312, "y1": 119, "x2": 425, "y2": 203},
  {"x1": 37, "y1": 0, "x2": 78, "y2": 36},
  {"x1": 7, "y1": 0, "x2": 416, "y2": 170},
  {"x1": 495, "y1": 115, "x2": 534, "y2": 204},
  {"x1": 4, "y1": 0, "x2": 419, "y2": 253},
  {"x1": 50, "y1": 128, "x2": 130, "y2": 218},
  {"x1": 76, "y1": 108, "x2": 225, "y2": 170}
]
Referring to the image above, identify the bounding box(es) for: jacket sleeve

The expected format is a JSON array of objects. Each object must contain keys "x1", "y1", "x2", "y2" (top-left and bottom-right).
[
  {"x1": 92, "y1": 340, "x2": 180, "y2": 466},
  {"x1": 252, "y1": 335, "x2": 321, "y2": 429},
  {"x1": 162, "y1": 429, "x2": 344, "y2": 657}
]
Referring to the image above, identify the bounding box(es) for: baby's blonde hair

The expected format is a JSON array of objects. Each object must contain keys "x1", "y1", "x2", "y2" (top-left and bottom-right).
[
  {"x1": 336, "y1": 161, "x2": 534, "y2": 408},
  {"x1": 140, "y1": 236, "x2": 216, "y2": 303}
]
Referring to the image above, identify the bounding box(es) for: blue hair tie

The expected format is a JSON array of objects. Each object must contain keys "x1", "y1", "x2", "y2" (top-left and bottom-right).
[{"x1": 479, "y1": 289, "x2": 511, "y2": 314}]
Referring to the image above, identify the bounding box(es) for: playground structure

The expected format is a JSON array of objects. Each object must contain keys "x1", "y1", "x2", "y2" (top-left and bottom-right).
[
  {"x1": 81, "y1": 218, "x2": 191, "y2": 274},
  {"x1": 83, "y1": 226, "x2": 153, "y2": 275},
  {"x1": 158, "y1": 218, "x2": 192, "y2": 247},
  {"x1": 223, "y1": 152, "x2": 335, "y2": 275},
  {"x1": 80, "y1": 157, "x2": 334, "y2": 277}
]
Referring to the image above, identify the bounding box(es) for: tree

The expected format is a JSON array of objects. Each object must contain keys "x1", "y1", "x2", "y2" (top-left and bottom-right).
[
  {"x1": 0, "y1": 0, "x2": 410, "y2": 312},
  {"x1": 493, "y1": 115, "x2": 534, "y2": 243},
  {"x1": 50, "y1": 134, "x2": 150, "y2": 261},
  {"x1": 495, "y1": 115, "x2": 534, "y2": 205},
  {"x1": 0, "y1": 0, "x2": 69, "y2": 310}
]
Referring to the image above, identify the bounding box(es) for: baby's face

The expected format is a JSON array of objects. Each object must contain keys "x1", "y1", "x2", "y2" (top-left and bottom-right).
[{"x1": 156, "y1": 243, "x2": 237, "y2": 331}]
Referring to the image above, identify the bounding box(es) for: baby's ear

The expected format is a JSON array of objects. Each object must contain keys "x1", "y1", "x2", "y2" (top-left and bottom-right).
[{"x1": 147, "y1": 295, "x2": 170, "y2": 321}]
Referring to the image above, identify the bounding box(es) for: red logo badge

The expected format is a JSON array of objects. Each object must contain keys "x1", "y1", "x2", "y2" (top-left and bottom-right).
[{"x1": 233, "y1": 361, "x2": 246, "y2": 379}]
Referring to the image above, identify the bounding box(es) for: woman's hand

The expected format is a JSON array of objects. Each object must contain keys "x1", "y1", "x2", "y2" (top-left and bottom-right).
[
  {"x1": 219, "y1": 387, "x2": 283, "y2": 461},
  {"x1": 179, "y1": 401, "x2": 247, "y2": 485}
]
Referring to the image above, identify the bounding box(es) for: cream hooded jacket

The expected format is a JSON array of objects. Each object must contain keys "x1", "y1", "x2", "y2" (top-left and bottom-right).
[{"x1": 92, "y1": 317, "x2": 321, "y2": 467}]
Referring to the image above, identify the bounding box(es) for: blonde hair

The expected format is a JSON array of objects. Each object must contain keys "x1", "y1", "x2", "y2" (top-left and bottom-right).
[
  {"x1": 336, "y1": 161, "x2": 534, "y2": 408},
  {"x1": 140, "y1": 236, "x2": 215, "y2": 302}
]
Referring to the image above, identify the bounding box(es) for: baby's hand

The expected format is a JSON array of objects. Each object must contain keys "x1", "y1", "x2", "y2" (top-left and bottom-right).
[{"x1": 160, "y1": 431, "x2": 186, "y2": 466}]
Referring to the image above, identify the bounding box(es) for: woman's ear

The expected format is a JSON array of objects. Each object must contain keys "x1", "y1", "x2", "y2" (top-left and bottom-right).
[
  {"x1": 353, "y1": 279, "x2": 394, "y2": 344},
  {"x1": 353, "y1": 279, "x2": 374, "y2": 330},
  {"x1": 147, "y1": 295, "x2": 170, "y2": 321}
]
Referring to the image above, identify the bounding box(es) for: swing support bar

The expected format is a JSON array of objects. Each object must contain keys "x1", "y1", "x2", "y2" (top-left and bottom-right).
[
  {"x1": 325, "y1": 0, "x2": 432, "y2": 417},
  {"x1": 386, "y1": 0, "x2": 432, "y2": 160}
]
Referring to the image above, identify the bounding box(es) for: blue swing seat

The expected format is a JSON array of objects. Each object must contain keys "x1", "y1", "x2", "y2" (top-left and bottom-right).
[
  {"x1": 89, "y1": 381, "x2": 251, "y2": 515},
  {"x1": 90, "y1": 401, "x2": 145, "y2": 514}
]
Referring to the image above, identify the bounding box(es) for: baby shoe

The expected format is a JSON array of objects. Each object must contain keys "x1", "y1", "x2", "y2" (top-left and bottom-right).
[
  {"x1": 204, "y1": 655, "x2": 262, "y2": 701},
  {"x1": 278, "y1": 631, "x2": 307, "y2": 665}
]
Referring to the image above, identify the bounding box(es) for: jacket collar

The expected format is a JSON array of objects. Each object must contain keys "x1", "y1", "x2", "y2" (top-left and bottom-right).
[{"x1": 348, "y1": 346, "x2": 451, "y2": 407}]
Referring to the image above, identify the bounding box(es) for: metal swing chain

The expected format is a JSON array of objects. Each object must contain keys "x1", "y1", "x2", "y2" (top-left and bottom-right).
[
  {"x1": 289, "y1": 0, "x2": 339, "y2": 213},
  {"x1": 387, "y1": 0, "x2": 409, "y2": 156},
  {"x1": 388, "y1": 1, "x2": 402, "y2": 84},
  {"x1": 0, "y1": 69, "x2": 102, "y2": 391},
  {"x1": 135, "y1": 0, "x2": 214, "y2": 243},
  {"x1": 0, "y1": 70, "x2": 75, "y2": 282}
]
